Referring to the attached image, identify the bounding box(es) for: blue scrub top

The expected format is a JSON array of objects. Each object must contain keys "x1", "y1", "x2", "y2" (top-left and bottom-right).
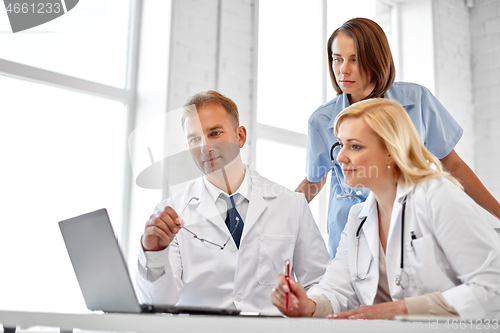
[{"x1": 306, "y1": 82, "x2": 463, "y2": 258}]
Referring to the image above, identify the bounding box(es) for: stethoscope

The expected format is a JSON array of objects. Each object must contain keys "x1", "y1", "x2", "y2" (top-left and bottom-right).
[
  {"x1": 354, "y1": 195, "x2": 409, "y2": 289},
  {"x1": 330, "y1": 142, "x2": 362, "y2": 199}
]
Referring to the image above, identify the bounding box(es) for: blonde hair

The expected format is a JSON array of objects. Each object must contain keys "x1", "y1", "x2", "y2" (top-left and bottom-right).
[{"x1": 333, "y1": 99, "x2": 463, "y2": 189}]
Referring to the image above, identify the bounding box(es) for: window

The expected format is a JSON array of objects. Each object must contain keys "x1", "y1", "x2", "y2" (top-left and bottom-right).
[
  {"x1": 0, "y1": 0, "x2": 139, "y2": 312},
  {"x1": 257, "y1": 0, "x2": 324, "y2": 135},
  {"x1": 0, "y1": 0, "x2": 131, "y2": 87},
  {"x1": 256, "y1": 0, "x2": 398, "y2": 239}
]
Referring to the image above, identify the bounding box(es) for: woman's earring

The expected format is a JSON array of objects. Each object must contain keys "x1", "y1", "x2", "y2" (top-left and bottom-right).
[{"x1": 387, "y1": 162, "x2": 391, "y2": 169}]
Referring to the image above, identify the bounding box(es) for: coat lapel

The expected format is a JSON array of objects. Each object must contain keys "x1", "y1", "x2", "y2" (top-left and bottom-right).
[
  {"x1": 354, "y1": 194, "x2": 380, "y2": 305},
  {"x1": 184, "y1": 177, "x2": 230, "y2": 236},
  {"x1": 240, "y1": 169, "x2": 277, "y2": 241},
  {"x1": 385, "y1": 183, "x2": 414, "y2": 299},
  {"x1": 358, "y1": 194, "x2": 380, "y2": 266}
]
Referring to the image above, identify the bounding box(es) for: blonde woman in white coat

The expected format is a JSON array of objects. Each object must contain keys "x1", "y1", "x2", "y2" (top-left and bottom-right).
[{"x1": 271, "y1": 98, "x2": 500, "y2": 319}]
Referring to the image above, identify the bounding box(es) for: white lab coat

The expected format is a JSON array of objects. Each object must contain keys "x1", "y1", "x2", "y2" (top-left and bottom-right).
[
  {"x1": 135, "y1": 168, "x2": 330, "y2": 315},
  {"x1": 308, "y1": 177, "x2": 500, "y2": 319}
]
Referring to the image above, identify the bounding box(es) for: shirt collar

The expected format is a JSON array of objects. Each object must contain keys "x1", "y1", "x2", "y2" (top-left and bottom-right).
[
  {"x1": 395, "y1": 182, "x2": 414, "y2": 204},
  {"x1": 383, "y1": 84, "x2": 415, "y2": 108},
  {"x1": 202, "y1": 166, "x2": 251, "y2": 204},
  {"x1": 358, "y1": 182, "x2": 414, "y2": 220},
  {"x1": 358, "y1": 191, "x2": 377, "y2": 220},
  {"x1": 327, "y1": 93, "x2": 350, "y2": 130},
  {"x1": 327, "y1": 84, "x2": 416, "y2": 130}
]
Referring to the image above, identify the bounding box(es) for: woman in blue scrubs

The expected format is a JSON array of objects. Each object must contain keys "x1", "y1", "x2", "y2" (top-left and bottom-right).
[{"x1": 296, "y1": 17, "x2": 500, "y2": 258}]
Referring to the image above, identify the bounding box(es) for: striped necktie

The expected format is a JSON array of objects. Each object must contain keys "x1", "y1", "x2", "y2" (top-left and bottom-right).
[{"x1": 220, "y1": 193, "x2": 244, "y2": 249}]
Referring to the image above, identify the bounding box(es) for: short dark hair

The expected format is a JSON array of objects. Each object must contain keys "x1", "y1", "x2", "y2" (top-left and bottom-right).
[
  {"x1": 182, "y1": 90, "x2": 240, "y2": 129},
  {"x1": 327, "y1": 17, "x2": 395, "y2": 99}
]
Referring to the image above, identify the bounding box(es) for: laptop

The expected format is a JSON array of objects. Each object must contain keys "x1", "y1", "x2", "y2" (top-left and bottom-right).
[{"x1": 59, "y1": 208, "x2": 250, "y2": 316}]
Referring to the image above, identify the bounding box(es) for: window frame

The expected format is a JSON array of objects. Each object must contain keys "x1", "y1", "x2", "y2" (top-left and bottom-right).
[
  {"x1": 252, "y1": 0, "x2": 329, "y2": 236},
  {"x1": 0, "y1": 0, "x2": 142, "y2": 257},
  {"x1": 252, "y1": 0, "x2": 400, "y2": 238}
]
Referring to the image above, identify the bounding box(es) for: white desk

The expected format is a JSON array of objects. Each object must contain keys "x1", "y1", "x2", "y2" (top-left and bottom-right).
[{"x1": 1, "y1": 310, "x2": 498, "y2": 333}]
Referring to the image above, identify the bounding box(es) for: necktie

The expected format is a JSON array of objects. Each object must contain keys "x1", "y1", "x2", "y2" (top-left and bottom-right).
[{"x1": 221, "y1": 194, "x2": 244, "y2": 249}]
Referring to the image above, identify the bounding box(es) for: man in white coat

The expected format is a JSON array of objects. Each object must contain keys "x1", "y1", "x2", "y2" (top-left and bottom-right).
[{"x1": 135, "y1": 90, "x2": 330, "y2": 315}]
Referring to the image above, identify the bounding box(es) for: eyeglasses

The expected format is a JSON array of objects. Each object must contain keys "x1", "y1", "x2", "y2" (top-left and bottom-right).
[{"x1": 178, "y1": 217, "x2": 241, "y2": 250}]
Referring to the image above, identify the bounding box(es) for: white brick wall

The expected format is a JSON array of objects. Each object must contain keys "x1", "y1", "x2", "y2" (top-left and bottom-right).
[
  {"x1": 166, "y1": 0, "x2": 257, "y2": 163},
  {"x1": 470, "y1": 0, "x2": 500, "y2": 198},
  {"x1": 433, "y1": 0, "x2": 474, "y2": 168},
  {"x1": 432, "y1": 0, "x2": 500, "y2": 199}
]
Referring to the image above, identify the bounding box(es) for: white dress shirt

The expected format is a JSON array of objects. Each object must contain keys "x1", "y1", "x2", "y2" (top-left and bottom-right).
[{"x1": 202, "y1": 167, "x2": 250, "y2": 223}]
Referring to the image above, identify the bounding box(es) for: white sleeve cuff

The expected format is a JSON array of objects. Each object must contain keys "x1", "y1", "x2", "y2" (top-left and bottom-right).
[
  {"x1": 441, "y1": 285, "x2": 486, "y2": 319},
  {"x1": 138, "y1": 244, "x2": 170, "y2": 268}
]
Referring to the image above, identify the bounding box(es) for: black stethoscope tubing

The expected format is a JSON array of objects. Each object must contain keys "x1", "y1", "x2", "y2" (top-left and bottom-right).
[
  {"x1": 330, "y1": 141, "x2": 340, "y2": 161},
  {"x1": 330, "y1": 142, "x2": 362, "y2": 198},
  {"x1": 355, "y1": 195, "x2": 408, "y2": 286},
  {"x1": 333, "y1": 140, "x2": 408, "y2": 286}
]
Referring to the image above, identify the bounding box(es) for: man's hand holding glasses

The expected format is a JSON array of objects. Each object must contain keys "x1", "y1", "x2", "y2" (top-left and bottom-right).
[
  {"x1": 142, "y1": 205, "x2": 241, "y2": 252},
  {"x1": 142, "y1": 206, "x2": 185, "y2": 252}
]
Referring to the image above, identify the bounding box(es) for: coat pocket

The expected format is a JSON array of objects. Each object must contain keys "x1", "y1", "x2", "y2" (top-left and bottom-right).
[
  {"x1": 256, "y1": 234, "x2": 296, "y2": 285},
  {"x1": 405, "y1": 234, "x2": 455, "y2": 294}
]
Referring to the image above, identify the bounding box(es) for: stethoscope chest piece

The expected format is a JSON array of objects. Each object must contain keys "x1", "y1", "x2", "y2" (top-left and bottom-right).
[{"x1": 395, "y1": 268, "x2": 409, "y2": 289}]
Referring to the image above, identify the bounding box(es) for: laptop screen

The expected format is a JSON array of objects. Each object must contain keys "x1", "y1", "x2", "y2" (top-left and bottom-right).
[{"x1": 59, "y1": 208, "x2": 142, "y2": 313}]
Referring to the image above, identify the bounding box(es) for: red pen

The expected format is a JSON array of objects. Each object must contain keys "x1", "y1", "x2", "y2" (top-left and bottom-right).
[{"x1": 284, "y1": 259, "x2": 290, "y2": 311}]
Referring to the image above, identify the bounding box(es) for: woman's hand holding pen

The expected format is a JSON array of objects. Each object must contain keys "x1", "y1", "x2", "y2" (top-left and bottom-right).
[
  {"x1": 270, "y1": 274, "x2": 316, "y2": 317},
  {"x1": 141, "y1": 206, "x2": 184, "y2": 252}
]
